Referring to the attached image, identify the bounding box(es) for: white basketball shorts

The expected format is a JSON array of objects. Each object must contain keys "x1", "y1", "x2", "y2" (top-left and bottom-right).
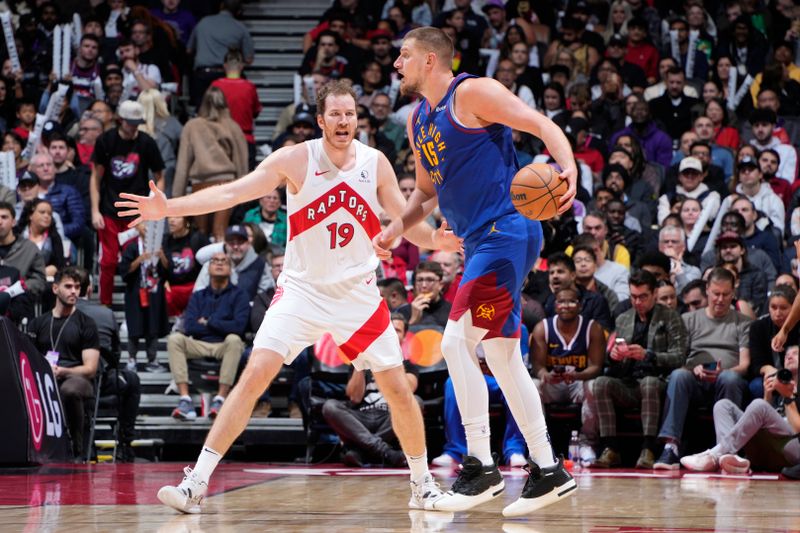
[{"x1": 252, "y1": 272, "x2": 403, "y2": 372}]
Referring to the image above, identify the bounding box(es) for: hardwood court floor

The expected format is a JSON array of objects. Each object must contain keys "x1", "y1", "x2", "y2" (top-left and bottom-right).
[{"x1": 1, "y1": 463, "x2": 798, "y2": 532}]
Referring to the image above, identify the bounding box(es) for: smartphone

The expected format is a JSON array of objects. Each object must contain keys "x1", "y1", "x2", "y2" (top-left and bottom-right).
[
  {"x1": 702, "y1": 361, "x2": 719, "y2": 371},
  {"x1": 615, "y1": 338, "x2": 626, "y2": 345}
]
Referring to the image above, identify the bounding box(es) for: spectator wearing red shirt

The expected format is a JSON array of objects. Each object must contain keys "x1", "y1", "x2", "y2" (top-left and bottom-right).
[
  {"x1": 705, "y1": 98, "x2": 740, "y2": 151},
  {"x1": 430, "y1": 250, "x2": 463, "y2": 305},
  {"x1": 212, "y1": 49, "x2": 262, "y2": 171},
  {"x1": 624, "y1": 17, "x2": 659, "y2": 84},
  {"x1": 12, "y1": 99, "x2": 36, "y2": 142},
  {"x1": 567, "y1": 117, "x2": 605, "y2": 179}
]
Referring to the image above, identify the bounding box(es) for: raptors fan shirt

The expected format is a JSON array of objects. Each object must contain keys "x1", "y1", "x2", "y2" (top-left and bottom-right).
[
  {"x1": 92, "y1": 128, "x2": 165, "y2": 218},
  {"x1": 284, "y1": 138, "x2": 382, "y2": 285}
]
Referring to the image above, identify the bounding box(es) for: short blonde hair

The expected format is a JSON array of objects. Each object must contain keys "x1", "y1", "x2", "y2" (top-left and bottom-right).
[{"x1": 404, "y1": 27, "x2": 454, "y2": 69}]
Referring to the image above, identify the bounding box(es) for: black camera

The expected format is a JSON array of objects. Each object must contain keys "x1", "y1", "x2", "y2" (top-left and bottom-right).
[{"x1": 777, "y1": 368, "x2": 793, "y2": 385}]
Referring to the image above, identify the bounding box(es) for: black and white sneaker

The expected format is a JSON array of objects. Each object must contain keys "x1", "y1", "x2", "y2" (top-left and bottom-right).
[
  {"x1": 425, "y1": 455, "x2": 504, "y2": 512},
  {"x1": 502, "y1": 456, "x2": 577, "y2": 517}
]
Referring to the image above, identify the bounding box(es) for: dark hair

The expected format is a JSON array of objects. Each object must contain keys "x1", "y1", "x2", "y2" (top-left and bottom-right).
[
  {"x1": 117, "y1": 37, "x2": 135, "y2": 49},
  {"x1": 572, "y1": 243, "x2": 596, "y2": 262},
  {"x1": 0, "y1": 200, "x2": 14, "y2": 217},
  {"x1": 706, "y1": 266, "x2": 736, "y2": 288},
  {"x1": 80, "y1": 33, "x2": 100, "y2": 46},
  {"x1": 758, "y1": 148, "x2": 781, "y2": 166},
  {"x1": 17, "y1": 198, "x2": 55, "y2": 233},
  {"x1": 629, "y1": 269, "x2": 657, "y2": 291},
  {"x1": 54, "y1": 266, "x2": 83, "y2": 285},
  {"x1": 390, "y1": 311, "x2": 409, "y2": 334},
  {"x1": 689, "y1": 140, "x2": 711, "y2": 154},
  {"x1": 224, "y1": 48, "x2": 244, "y2": 65},
  {"x1": 583, "y1": 209, "x2": 609, "y2": 229},
  {"x1": 769, "y1": 284, "x2": 797, "y2": 305},
  {"x1": 414, "y1": 260, "x2": 444, "y2": 281},
  {"x1": 666, "y1": 66, "x2": 684, "y2": 78},
  {"x1": 547, "y1": 252, "x2": 575, "y2": 272},
  {"x1": 681, "y1": 278, "x2": 706, "y2": 298},
  {"x1": 554, "y1": 285, "x2": 580, "y2": 301},
  {"x1": 73, "y1": 266, "x2": 92, "y2": 296},
  {"x1": 542, "y1": 81, "x2": 566, "y2": 108},
  {"x1": 704, "y1": 97, "x2": 730, "y2": 127},
  {"x1": 16, "y1": 98, "x2": 35, "y2": 112},
  {"x1": 636, "y1": 251, "x2": 671, "y2": 274},
  {"x1": 378, "y1": 277, "x2": 408, "y2": 299},
  {"x1": 316, "y1": 80, "x2": 357, "y2": 116},
  {"x1": 572, "y1": 232, "x2": 598, "y2": 249},
  {"x1": 240, "y1": 222, "x2": 268, "y2": 256},
  {"x1": 721, "y1": 210, "x2": 746, "y2": 229}
]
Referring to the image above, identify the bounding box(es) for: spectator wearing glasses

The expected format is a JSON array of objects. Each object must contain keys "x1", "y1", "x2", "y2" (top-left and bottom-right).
[
  {"x1": 701, "y1": 210, "x2": 777, "y2": 285},
  {"x1": 167, "y1": 251, "x2": 249, "y2": 420},
  {"x1": 405, "y1": 261, "x2": 451, "y2": 329}
]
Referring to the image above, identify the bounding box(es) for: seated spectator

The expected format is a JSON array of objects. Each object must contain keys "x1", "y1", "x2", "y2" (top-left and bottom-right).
[
  {"x1": 712, "y1": 231, "x2": 768, "y2": 314},
  {"x1": 357, "y1": 111, "x2": 396, "y2": 163},
  {"x1": 572, "y1": 243, "x2": 618, "y2": 312},
  {"x1": 681, "y1": 345, "x2": 799, "y2": 474},
  {"x1": 608, "y1": 99, "x2": 672, "y2": 172},
  {"x1": 168, "y1": 251, "x2": 249, "y2": 420},
  {"x1": 655, "y1": 268, "x2": 752, "y2": 469},
  {"x1": 677, "y1": 198, "x2": 711, "y2": 267},
  {"x1": 593, "y1": 271, "x2": 688, "y2": 469},
  {"x1": 0, "y1": 201, "x2": 46, "y2": 322},
  {"x1": 665, "y1": 17, "x2": 709, "y2": 82},
  {"x1": 354, "y1": 61, "x2": 390, "y2": 108},
  {"x1": 299, "y1": 30, "x2": 351, "y2": 80},
  {"x1": 604, "y1": 199, "x2": 644, "y2": 269},
  {"x1": 704, "y1": 98, "x2": 740, "y2": 151},
  {"x1": 701, "y1": 209, "x2": 777, "y2": 285},
  {"x1": 573, "y1": 231, "x2": 629, "y2": 302},
  {"x1": 29, "y1": 153, "x2": 85, "y2": 243},
  {"x1": 27, "y1": 267, "x2": 100, "y2": 459},
  {"x1": 119, "y1": 222, "x2": 170, "y2": 372},
  {"x1": 679, "y1": 278, "x2": 707, "y2": 313},
  {"x1": 430, "y1": 250, "x2": 463, "y2": 304},
  {"x1": 655, "y1": 280, "x2": 678, "y2": 310},
  {"x1": 532, "y1": 285, "x2": 603, "y2": 464},
  {"x1": 573, "y1": 210, "x2": 630, "y2": 270},
  {"x1": 625, "y1": 17, "x2": 659, "y2": 84},
  {"x1": 370, "y1": 92, "x2": 406, "y2": 155},
  {"x1": 657, "y1": 157, "x2": 721, "y2": 227},
  {"x1": 243, "y1": 190, "x2": 287, "y2": 250},
  {"x1": 406, "y1": 261, "x2": 451, "y2": 328},
  {"x1": 74, "y1": 266, "x2": 141, "y2": 462},
  {"x1": 716, "y1": 158, "x2": 784, "y2": 239},
  {"x1": 649, "y1": 67, "x2": 698, "y2": 142},
  {"x1": 50, "y1": 132, "x2": 91, "y2": 222},
  {"x1": 544, "y1": 252, "x2": 613, "y2": 332},
  {"x1": 16, "y1": 198, "x2": 65, "y2": 279},
  {"x1": 173, "y1": 86, "x2": 248, "y2": 241},
  {"x1": 12, "y1": 99, "x2": 36, "y2": 142},
  {"x1": 748, "y1": 286, "x2": 799, "y2": 400},
  {"x1": 323, "y1": 313, "x2": 416, "y2": 468},
  {"x1": 378, "y1": 277, "x2": 411, "y2": 316},
  {"x1": 194, "y1": 225, "x2": 272, "y2": 300},
  {"x1": 759, "y1": 148, "x2": 792, "y2": 210},
  {"x1": 129, "y1": 18, "x2": 175, "y2": 86},
  {"x1": 117, "y1": 38, "x2": 161, "y2": 101},
  {"x1": 494, "y1": 58, "x2": 535, "y2": 109},
  {"x1": 665, "y1": 137, "x2": 727, "y2": 199},
  {"x1": 3, "y1": 131, "x2": 27, "y2": 173},
  {"x1": 89, "y1": 99, "x2": 116, "y2": 132},
  {"x1": 749, "y1": 109, "x2": 798, "y2": 185},
  {"x1": 164, "y1": 216, "x2": 208, "y2": 317},
  {"x1": 644, "y1": 57, "x2": 699, "y2": 102},
  {"x1": 601, "y1": 167, "x2": 650, "y2": 236}
]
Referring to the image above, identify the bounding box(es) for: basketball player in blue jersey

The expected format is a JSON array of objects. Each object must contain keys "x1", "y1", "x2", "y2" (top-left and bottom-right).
[{"x1": 376, "y1": 27, "x2": 579, "y2": 517}]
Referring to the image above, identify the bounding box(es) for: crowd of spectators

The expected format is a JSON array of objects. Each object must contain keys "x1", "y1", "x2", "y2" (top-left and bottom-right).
[{"x1": 1, "y1": 0, "x2": 798, "y2": 476}]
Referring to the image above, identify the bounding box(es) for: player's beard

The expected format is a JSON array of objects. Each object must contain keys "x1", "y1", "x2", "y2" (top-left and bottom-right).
[{"x1": 400, "y1": 77, "x2": 419, "y2": 97}]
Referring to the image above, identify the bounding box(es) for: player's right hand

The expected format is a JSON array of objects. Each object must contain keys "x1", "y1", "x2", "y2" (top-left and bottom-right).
[
  {"x1": 556, "y1": 165, "x2": 578, "y2": 215},
  {"x1": 373, "y1": 219, "x2": 402, "y2": 260},
  {"x1": 115, "y1": 180, "x2": 168, "y2": 227}
]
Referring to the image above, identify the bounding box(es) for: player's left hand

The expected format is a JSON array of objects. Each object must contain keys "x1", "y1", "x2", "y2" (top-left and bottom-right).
[
  {"x1": 431, "y1": 220, "x2": 463, "y2": 253},
  {"x1": 557, "y1": 165, "x2": 578, "y2": 215},
  {"x1": 373, "y1": 219, "x2": 403, "y2": 261}
]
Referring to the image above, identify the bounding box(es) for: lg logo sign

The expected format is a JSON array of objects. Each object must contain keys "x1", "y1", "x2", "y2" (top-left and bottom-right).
[{"x1": 20, "y1": 351, "x2": 62, "y2": 450}]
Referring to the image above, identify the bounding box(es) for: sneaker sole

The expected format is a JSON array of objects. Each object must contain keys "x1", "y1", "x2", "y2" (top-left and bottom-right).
[
  {"x1": 425, "y1": 480, "x2": 505, "y2": 512},
  {"x1": 172, "y1": 411, "x2": 197, "y2": 421},
  {"x1": 502, "y1": 478, "x2": 577, "y2": 517},
  {"x1": 653, "y1": 463, "x2": 680, "y2": 470},
  {"x1": 157, "y1": 486, "x2": 201, "y2": 514}
]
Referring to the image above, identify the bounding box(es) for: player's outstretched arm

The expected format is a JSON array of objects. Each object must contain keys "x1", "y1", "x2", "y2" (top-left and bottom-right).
[
  {"x1": 375, "y1": 113, "x2": 439, "y2": 251},
  {"x1": 115, "y1": 144, "x2": 303, "y2": 227},
  {"x1": 459, "y1": 77, "x2": 578, "y2": 214},
  {"x1": 374, "y1": 152, "x2": 462, "y2": 257}
]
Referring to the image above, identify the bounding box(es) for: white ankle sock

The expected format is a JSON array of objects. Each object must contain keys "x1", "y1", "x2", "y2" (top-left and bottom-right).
[
  {"x1": 193, "y1": 446, "x2": 222, "y2": 484},
  {"x1": 664, "y1": 442, "x2": 679, "y2": 454},
  {"x1": 483, "y1": 337, "x2": 556, "y2": 468},
  {"x1": 464, "y1": 415, "x2": 494, "y2": 466},
  {"x1": 406, "y1": 452, "x2": 429, "y2": 482}
]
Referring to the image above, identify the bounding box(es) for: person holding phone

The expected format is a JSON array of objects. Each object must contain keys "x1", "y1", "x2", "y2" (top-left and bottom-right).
[
  {"x1": 593, "y1": 270, "x2": 687, "y2": 469},
  {"x1": 654, "y1": 267, "x2": 752, "y2": 469}
]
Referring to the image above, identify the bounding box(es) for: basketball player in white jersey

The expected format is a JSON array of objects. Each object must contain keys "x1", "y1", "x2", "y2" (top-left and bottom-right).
[{"x1": 116, "y1": 80, "x2": 461, "y2": 513}]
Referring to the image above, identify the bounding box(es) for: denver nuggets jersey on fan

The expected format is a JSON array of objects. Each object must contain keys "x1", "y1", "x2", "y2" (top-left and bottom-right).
[{"x1": 411, "y1": 73, "x2": 542, "y2": 339}]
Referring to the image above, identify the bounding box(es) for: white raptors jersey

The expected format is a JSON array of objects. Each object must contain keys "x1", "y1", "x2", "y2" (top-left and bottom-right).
[{"x1": 283, "y1": 138, "x2": 382, "y2": 284}]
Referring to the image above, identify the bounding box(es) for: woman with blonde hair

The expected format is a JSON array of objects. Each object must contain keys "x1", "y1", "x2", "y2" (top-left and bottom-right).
[
  {"x1": 601, "y1": 1, "x2": 632, "y2": 43},
  {"x1": 138, "y1": 88, "x2": 182, "y2": 196},
  {"x1": 173, "y1": 86, "x2": 248, "y2": 240}
]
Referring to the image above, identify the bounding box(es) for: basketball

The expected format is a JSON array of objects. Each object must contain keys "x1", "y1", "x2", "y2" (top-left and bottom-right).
[{"x1": 510, "y1": 163, "x2": 568, "y2": 221}]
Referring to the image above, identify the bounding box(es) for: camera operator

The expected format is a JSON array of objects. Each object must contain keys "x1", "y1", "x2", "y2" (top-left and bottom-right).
[{"x1": 681, "y1": 346, "x2": 799, "y2": 475}]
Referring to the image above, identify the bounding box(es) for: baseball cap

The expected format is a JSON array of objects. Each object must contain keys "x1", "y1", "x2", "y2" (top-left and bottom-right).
[
  {"x1": 482, "y1": 0, "x2": 505, "y2": 13},
  {"x1": 292, "y1": 111, "x2": 315, "y2": 127},
  {"x1": 608, "y1": 33, "x2": 627, "y2": 47},
  {"x1": 367, "y1": 29, "x2": 392, "y2": 42},
  {"x1": 225, "y1": 225, "x2": 248, "y2": 241},
  {"x1": 679, "y1": 157, "x2": 702, "y2": 173},
  {"x1": 738, "y1": 156, "x2": 758, "y2": 169},
  {"x1": 118, "y1": 100, "x2": 145, "y2": 125},
  {"x1": 749, "y1": 108, "x2": 777, "y2": 125},
  {"x1": 715, "y1": 231, "x2": 744, "y2": 247},
  {"x1": 18, "y1": 170, "x2": 38, "y2": 187},
  {"x1": 566, "y1": 116, "x2": 588, "y2": 136}
]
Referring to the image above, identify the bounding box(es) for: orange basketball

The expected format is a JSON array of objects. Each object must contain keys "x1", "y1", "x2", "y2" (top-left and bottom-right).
[{"x1": 510, "y1": 163, "x2": 568, "y2": 221}]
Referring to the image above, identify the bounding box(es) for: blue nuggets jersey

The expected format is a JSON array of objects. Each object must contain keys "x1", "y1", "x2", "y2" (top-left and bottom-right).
[
  {"x1": 411, "y1": 73, "x2": 519, "y2": 241},
  {"x1": 543, "y1": 316, "x2": 593, "y2": 372}
]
